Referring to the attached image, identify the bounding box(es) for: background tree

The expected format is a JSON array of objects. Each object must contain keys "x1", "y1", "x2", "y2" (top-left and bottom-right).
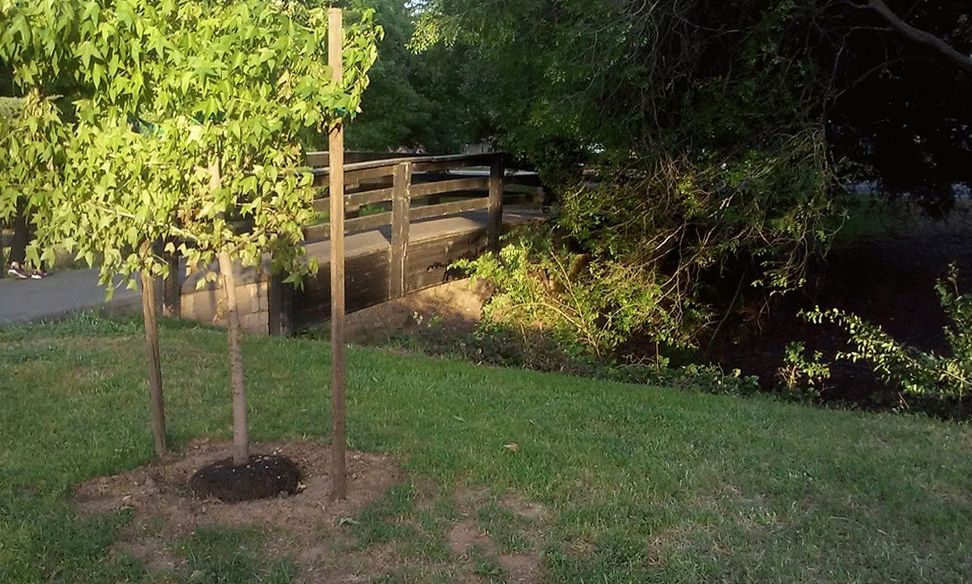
[
  {"x1": 825, "y1": 0, "x2": 971, "y2": 215},
  {"x1": 344, "y1": 0, "x2": 487, "y2": 153},
  {"x1": 413, "y1": 0, "x2": 971, "y2": 355}
]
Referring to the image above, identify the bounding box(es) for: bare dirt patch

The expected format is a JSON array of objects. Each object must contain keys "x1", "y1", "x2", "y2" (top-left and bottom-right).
[
  {"x1": 447, "y1": 488, "x2": 546, "y2": 584},
  {"x1": 76, "y1": 438, "x2": 401, "y2": 537},
  {"x1": 75, "y1": 439, "x2": 402, "y2": 580}
]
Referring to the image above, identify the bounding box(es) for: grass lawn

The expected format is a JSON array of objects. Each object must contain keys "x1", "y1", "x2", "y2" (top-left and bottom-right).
[{"x1": 1, "y1": 314, "x2": 970, "y2": 583}]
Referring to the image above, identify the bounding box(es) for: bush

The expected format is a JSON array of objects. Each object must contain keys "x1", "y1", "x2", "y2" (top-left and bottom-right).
[
  {"x1": 455, "y1": 225, "x2": 708, "y2": 357},
  {"x1": 803, "y1": 265, "x2": 972, "y2": 404},
  {"x1": 777, "y1": 341, "x2": 831, "y2": 400},
  {"x1": 379, "y1": 305, "x2": 760, "y2": 398}
]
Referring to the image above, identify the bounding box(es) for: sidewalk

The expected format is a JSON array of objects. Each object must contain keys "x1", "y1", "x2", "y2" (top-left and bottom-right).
[{"x1": 0, "y1": 268, "x2": 141, "y2": 326}]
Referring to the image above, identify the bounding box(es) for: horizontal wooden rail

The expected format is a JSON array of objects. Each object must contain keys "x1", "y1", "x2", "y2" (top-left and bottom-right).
[
  {"x1": 312, "y1": 187, "x2": 394, "y2": 213},
  {"x1": 408, "y1": 197, "x2": 490, "y2": 221},
  {"x1": 411, "y1": 177, "x2": 488, "y2": 199},
  {"x1": 303, "y1": 211, "x2": 394, "y2": 243},
  {"x1": 306, "y1": 152, "x2": 496, "y2": 176}
]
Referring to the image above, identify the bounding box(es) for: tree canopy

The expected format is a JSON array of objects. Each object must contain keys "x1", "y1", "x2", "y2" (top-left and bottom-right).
[
  {"x1": 1, "y1": 0, "x2": 381, "y2": 285},
  {"x1": 412, "y1": 0, "x2": 971, "y2": 352}
]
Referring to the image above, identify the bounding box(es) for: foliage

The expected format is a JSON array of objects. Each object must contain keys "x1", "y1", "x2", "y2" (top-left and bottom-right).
[
  {"x1": 0, "y1": 0, "x2": 382, "y2": 286},
  {"x1": 457, "y1": 226, "x2": 708, "y2": 355},
  {"x1": 0, "y1": 89, "x2": 65, "y2": 237},
  {"x1": 826, "y1": 1, "x2": 971, "y2": 214},
  {"x1": 777, "y1": 341, "x2": 831, "y2": 400},
  {"x1": 344, "y1": 292, "x2": 758, "y2": 397},
  {"x1": 418, "y1": 0, "x2": 842, "y2": 349},
  {"x1": 413, "y1": 0, "x2": 972, "y2": 351},
  {"x1": 804, "y1": 265, "x2": 972, "y2": 402},
  {"x1": 345, "y1": 0, "x2": 487, "y2": 152}
]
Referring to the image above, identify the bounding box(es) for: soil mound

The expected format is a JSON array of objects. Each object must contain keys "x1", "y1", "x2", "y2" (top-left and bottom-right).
[{"x1": 188, "y1": 453, "x2": 301, "y2": 503}]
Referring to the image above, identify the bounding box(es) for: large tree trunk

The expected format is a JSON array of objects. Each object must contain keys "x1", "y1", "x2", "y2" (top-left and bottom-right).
[
  {"x1": 218, "y1": 251, "x2": 249, "y2": 466},
  {"x1": 140, "y1": 270, "x2": 167, "y2": 457}
]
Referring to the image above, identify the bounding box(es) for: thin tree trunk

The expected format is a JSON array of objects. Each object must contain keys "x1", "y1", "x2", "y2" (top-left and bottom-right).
[
  {"x1": 140, "y1": 270, "x2": 167, "y2": 457},
  {"x1": 218, "y1": 251, "x2": 249, "y2": 466}
]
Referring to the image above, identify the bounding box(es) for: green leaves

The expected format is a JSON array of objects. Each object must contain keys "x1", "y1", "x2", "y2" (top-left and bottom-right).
[
  {"x1": 802, "y1": 267, "x2": 972, "y2": 402},
  {"x1": 2, "y1": 0, "x2": 381, "y2": 287}
]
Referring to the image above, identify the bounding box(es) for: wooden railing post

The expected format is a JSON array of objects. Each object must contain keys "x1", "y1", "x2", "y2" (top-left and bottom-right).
[
  {"x1": 487, "y1": 154, "x2": 504, "y2": 251},
  {"x1": 390, "y1": 162, "x2": 412, "y2": 298},
  {"x1": 268, "y1": 271, "x2": 293, "y2": 336},
  {"x1": 162, "y1": 245, "x2": 181, "y2": 318}
]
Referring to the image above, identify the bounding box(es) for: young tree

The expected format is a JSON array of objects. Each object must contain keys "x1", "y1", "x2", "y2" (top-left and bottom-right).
[
  {"x1": 129, "y1": 1, "x2": 379, "y2": 467},
  {"x1": 1, "y1": 1, "x2": 380, "y2": 469}
]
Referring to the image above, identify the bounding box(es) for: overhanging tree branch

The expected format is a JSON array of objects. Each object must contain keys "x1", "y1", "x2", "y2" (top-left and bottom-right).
[{"x1": 853, "y1": 0, "x2": 972, "y2": 74}]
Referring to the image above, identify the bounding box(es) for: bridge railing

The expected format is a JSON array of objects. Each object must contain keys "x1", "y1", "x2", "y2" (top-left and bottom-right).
[{"x1": 301, "y1": 152, "x2": 543, "y2": 298}]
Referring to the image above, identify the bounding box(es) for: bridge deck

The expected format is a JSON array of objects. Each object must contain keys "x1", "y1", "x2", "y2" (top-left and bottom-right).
[{"x1": 295, "y1": 207, "x2": 542, "y2": 326}]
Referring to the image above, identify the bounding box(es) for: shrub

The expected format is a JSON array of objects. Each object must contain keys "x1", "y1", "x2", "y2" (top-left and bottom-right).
[
  {"x1": 803, "y1": 265, "x2": 972, "y2": 403},
  {"x1": 455, "y1": 225, "x2": 708, "y2": 357},
  {"x1": 777, "y1": 341, "x2": 831, "y2": 400}
]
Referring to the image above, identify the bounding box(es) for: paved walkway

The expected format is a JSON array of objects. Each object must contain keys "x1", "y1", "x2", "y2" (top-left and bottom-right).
[{"x1": 0, "y1": 269, "x2": 140, "y2": 326}]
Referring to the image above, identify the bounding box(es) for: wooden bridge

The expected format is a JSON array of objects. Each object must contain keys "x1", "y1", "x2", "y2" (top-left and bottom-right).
[{"x1": 172, "y1": 152, "x2": 544, "y2": 334}]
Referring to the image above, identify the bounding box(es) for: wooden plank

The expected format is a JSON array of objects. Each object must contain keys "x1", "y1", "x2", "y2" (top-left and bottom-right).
[
  {"x1": 409, "y1": 197, "x2": 490, "y2": 221},
  {"x1": 305, "y1": 211, "x2": 393, "y2": 241},
  {"x1": 411, "y1": 153, "x2": 494, "y2": 173},
  {"x1": 303, "y1": 222, "x2": 329, "y2": 243},
  {"x1": 292, "y1": 248, "x2": 391, "y2": 321},
  {"x1": 327, "y1": 7, "x2": 347, "y2": 501},
  {"x1": 405, "y1": 229, "x2": 487, "y2": 293},
  {"x1": 348, "y1": 187, "x2": 394, "y2": 207},
  {"x1": 306, "y1": 151, "x2": 328, "y2": 167},
  {"x1": 411, "y1": 177, "x2": 489, "y2": 198},
  {"x1": 309, "y1": 152, "x2": 496, "y2": 176},
  {"x1": 345, "y1": 211, "x2": 392, "y2": 234},
  {"x1": 488, "y1": 155, "x2": 504, "y2": 250},
  {"x1": 346, "y1": 166, "x2": 395, "y2": 186},
  {"x1": 311, "y1": 163, "x2": 397, "y2": 185},
  {"x1": 311, "y1": 187, "x2": 394, "y2": 213},
  {"x1": 390, "y1": 162, "x2": 411, "y2": 298}
]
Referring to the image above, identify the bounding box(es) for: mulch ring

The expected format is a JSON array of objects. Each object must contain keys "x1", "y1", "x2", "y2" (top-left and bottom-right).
[{"x1": 75, "y1": 437, "x2": 401, "y2": 540}]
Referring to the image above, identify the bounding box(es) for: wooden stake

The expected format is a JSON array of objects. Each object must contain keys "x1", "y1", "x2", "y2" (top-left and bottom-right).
[
  {"x1": 328, "y1": 7, "x2": 348, "y2": 500},
  {"x1": 140, "y1": 269, "x2": 167, "y2": 457}
]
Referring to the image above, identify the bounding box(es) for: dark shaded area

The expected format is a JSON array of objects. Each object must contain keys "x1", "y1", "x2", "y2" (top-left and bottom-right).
[
  {"x1": 704, "y1": 213, "x2": 972, "y2": 414},
  {"x1": 826, "y1": 1, "x2": 971, "y2": 215},
  {"x1": 188, "y1": 454, "x2": 301, "y2": 503}
]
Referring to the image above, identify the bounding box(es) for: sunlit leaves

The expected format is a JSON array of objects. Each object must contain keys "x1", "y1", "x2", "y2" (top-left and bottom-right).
[{"x1": 1, "y1": 0, "x2": 381, "y2": 289}]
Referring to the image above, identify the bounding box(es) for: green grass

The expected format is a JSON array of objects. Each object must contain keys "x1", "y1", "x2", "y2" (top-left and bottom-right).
[{"x1": 1, "y1": 314, "x2": 970, "y2": 582}]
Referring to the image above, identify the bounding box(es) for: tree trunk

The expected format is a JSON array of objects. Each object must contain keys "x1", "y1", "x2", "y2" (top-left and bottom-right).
[
  {"x1": 218, "y1": 251, "x2": 249, "y2": 466},
  {"x1": 860, "y1": 0, "x2": 972, "y2": 75},
  {"x1": 140, "y1": 270, "x2": 167, "y2": 457}
]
